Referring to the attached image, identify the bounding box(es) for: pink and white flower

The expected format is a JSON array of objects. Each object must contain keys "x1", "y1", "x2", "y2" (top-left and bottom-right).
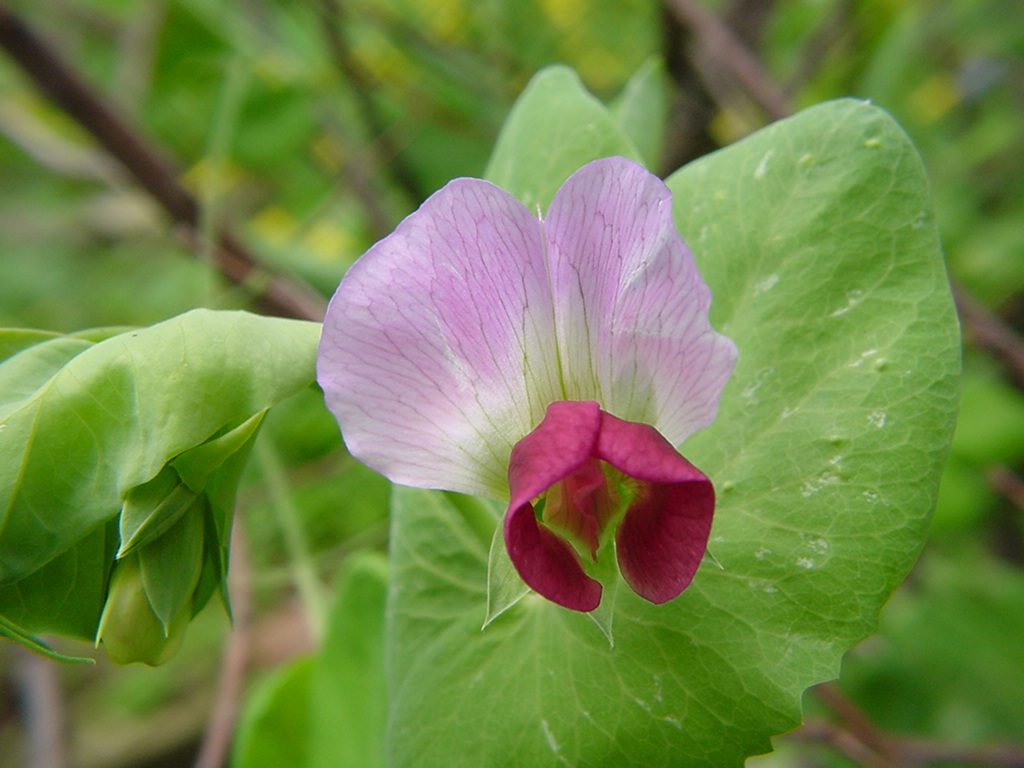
[{"x1": 318, "y1": 157, "x2": 736, "y2": 612}]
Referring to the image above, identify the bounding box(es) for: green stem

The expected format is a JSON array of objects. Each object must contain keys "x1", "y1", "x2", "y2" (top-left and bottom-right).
[{"x1": 255, "y1": 437, "x2": 327, "y2": 641}]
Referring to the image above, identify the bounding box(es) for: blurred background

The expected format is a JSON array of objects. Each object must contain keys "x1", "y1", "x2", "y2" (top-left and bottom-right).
[{"x1": 0, "y1": 0, "x2": 1022, "y2": 766}]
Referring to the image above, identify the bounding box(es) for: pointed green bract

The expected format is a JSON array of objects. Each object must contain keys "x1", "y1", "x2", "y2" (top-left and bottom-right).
[
  {"x1": 610, "y1": 57, "x2": 668, "y2": 169},
  {"x1": 118, "y1": 466, "x2": 200, "y2": 558},
  {"x1": 485, "y1": 65, "x2": 642, "y2": 210},
  {"x1": 138, "y1": 505, "x2": 205, "y2": 634},
  {"x1": 384, "y1": 98, "x2": 959, "y2": 766}
]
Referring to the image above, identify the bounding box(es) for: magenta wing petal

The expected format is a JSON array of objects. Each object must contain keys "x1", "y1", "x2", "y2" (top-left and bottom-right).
[
  {"x1": 544, "y1": 156, "x2": 737, "y2": 445},
  {"x1": 318, "y1": 179, "x2": 564, "y2": 498},
  {"x1": 504, "y1": 505, "x2": 602, "y2": 612},
  {"x1": 596, "y1": 411, "x2": 714, "y2": 604},
  {"x1": 504, "y1": 401, "x2": 602, "y2": 611}
]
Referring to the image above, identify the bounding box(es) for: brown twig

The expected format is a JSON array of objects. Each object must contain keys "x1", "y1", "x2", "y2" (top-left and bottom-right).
[
  {"x1": 0, "y1": 8, "x2": 325, "y2": 322},
  {"x1": 954, "y1": 283, "x2": 1024, "y2": 390},
  {"x1": 663, "y1": 0, "x2": 791, "y2": 121},
  {"x1": 784, "y1": 0, "x2": 853, "y2": 96},
  {"x1": 315, "y1": 0, "x2": 424, "y2": 205},
  {"x1": 13, "y1": 646, "x2": 67, "y2": 768},
  {"x1": 796, "y1": 683, "x2": 1024, "y2": 768},
  {"x1": 988, "y1": 465, "x2": 1024, "y2": 511},
  {"x1": 658, "y1": 3, "x2": 718, "y2": 174},
  {"x1": 193, "y1": 520, "x2": 253, "y2": 768},
  {"x1": 790, "y1": 719, "x2": 893, "y2": 768},
  {"x1": 986, "y1": 464, "x2": 1024, "y2": 564},
  {"x1": 814, "y1": 682, "x2": 897, "y2": 762}
]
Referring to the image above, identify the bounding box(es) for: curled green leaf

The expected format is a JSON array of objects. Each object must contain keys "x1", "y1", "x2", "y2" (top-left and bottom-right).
[{"x1": 0, "y1": 310, "x2": 321, "y2": 648}]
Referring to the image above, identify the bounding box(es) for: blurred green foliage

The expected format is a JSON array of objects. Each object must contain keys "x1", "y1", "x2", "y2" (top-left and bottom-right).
[{"x1": 0, "y1": 0, "x2": 1022, "y2": 766}]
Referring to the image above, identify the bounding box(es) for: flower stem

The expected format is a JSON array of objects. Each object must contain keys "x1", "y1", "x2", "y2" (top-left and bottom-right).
[{"x1": 255, "y1": 437, "x2": 327, "y2": 641}]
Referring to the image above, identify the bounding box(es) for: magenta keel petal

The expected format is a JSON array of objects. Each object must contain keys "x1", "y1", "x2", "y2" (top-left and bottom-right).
[
  {"x1": 614, "y1": 479, "x2": 714, "y2": 604},
  {"x1": 596, "y1": 411, "x2": 715, "y2": 604},
  {"x1": 505, "y1": 402, "x2": 716, "y2": 610},
  {"x1": 505, "y1": 503, "x2": 602, "y2": 612}
]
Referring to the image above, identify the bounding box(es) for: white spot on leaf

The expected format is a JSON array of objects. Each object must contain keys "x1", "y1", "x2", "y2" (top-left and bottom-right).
[
  {"x1": 742, "y1": 367, "x2": 775, "y2": 401},
  {"x1": 849, "y1": 348, "x2": 879, "y2": 368},
  {"x1": 868, "y1": 410, "x2": 887, "y2": 428},
  {"x1": 830, "y1": 289, "x2": 865, "y2": 317},
  {"x1": 748, "y1": 578, "x2": 779, "y2": 594},
  {"x1": 796, "y1": 557, "x2": 815, "y2": 569},
  {"x1": 754, "y1": 273, "x2": 779, "y2": 295},
  {"x1": 541, "y1": 720, "x2": 566, "y2": 762},
  {"x1": 754, "y1": 150, "x2": 775, "y2": 179}
]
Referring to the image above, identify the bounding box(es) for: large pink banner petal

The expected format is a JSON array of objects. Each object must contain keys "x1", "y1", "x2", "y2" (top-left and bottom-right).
[
  {"x1": 545, "y1": 157, "x2": 737, "y2": 445},
  {"x1": 318, "y1": 179, "x2": 563, "y2": 497}
]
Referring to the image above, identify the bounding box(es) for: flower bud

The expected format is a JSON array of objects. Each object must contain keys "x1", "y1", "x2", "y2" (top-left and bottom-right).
[{"x1": 95, "y1": 554, "x2": 190, "y2": 666}]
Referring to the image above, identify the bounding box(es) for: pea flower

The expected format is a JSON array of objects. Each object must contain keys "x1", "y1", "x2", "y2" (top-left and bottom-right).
[{"x1": 318, "y1": 157, "x2": 736, "y2": 612}]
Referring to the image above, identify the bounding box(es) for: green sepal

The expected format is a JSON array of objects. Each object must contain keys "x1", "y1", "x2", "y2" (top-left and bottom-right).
[
  {"x1": 483, "y1": 523, "x2": 530, "y2": 629},
  {"x1": 137, "y1": 503, "x2": 206, "y2": 635},
  {"x1": 118, "y1": 466, "x2": 200, "y2": 558},
  {"x1": 173, "y1": 410, "x2": 267, "y2": 491}
]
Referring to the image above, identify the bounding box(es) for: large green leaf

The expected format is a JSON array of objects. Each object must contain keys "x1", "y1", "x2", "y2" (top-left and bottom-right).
[
  {"x1": 231, "y1": 552, "x2": 389, "y2": 768},
  {"x1": 384, "y1": 99, "x2": 959, "y2": 766},
  {"x1": 309, "y1": 552, "x2": 388, "y2": 768},
  {"x1": 484, "y1": 65, "x2": 641, "y2": 210},
  {"x1": 232, "y1": 656, "x2": 315, "y2": 768}
]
